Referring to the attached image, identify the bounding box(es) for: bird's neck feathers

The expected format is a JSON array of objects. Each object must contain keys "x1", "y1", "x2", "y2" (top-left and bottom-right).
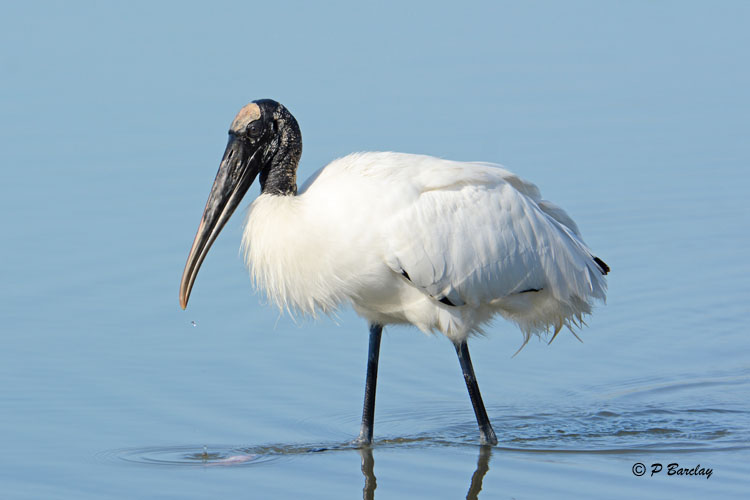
[{"x1": 259, "y1": 110, "x2": 302, "y2": 196}]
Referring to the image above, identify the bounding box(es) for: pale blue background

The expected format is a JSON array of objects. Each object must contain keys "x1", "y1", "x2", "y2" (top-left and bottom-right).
[{"x1": 1, "y1": 1, "x2": 748, "y2": 498}]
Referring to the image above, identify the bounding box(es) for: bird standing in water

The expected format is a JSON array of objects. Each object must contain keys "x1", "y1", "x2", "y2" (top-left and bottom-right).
[{"x1": 179, "y1": 99, "x2": 609, "y2": 445}]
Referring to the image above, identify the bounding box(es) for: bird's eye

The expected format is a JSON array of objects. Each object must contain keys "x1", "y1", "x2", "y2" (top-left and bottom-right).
[{"x1": 247, "y1": 121, "x2": 263, "y2": 138}]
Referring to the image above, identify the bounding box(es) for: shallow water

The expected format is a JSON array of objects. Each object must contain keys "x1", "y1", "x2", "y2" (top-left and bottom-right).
[{"x1": 2, "y1": 2, "x2": 749, "y2": 499}]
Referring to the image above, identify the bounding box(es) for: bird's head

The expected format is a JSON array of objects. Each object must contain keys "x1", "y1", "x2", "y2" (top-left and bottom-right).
[{"x1": 179, "y1": 99, "x2": 302, "y2": 309}]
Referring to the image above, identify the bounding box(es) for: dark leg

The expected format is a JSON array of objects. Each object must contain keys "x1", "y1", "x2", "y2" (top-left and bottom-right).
[
  {"x1": 356, "y1": 324, "x2": 383, "y2": 445},
  {"x1": 455, "y1": 340, "x2": 498, "y2": 445}
]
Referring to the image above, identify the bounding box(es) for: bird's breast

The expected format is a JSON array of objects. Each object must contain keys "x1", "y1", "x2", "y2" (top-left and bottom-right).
[{"x1": 241, "y1": 192, "x2": 386, "y2": 316}]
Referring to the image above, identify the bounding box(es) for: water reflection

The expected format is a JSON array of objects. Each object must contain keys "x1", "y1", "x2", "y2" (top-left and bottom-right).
[
  {"x1": 357, "y1": 445, "x2": 492, "y2": 500},
  {"x1": 358, "y1": 447, "x2": 376, "y2": 500},
  {"x1": 466, "y1": 446, "x2": 492, "y2": 500},
  {"x1": 103, "y1": 392, "x2": 750, "y2": 499}
]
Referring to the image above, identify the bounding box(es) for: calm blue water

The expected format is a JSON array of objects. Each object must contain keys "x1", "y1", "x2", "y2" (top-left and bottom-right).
[{"x1": 2, "y1": 1, "x2": 749, "y2": 498}]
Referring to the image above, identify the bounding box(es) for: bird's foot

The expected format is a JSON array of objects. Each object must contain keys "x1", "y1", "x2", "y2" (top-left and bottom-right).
[
  {"x1": 351, "y1": 434, "x2": 374, "y2": 448},
  {"x1": 479, "y1": 427, "x2": 498, "y2": 446}
]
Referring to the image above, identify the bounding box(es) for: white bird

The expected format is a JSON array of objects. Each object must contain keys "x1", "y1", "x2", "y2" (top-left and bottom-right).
[{"x1": 179, "y1": 99, "x2": 609, "y2": 445}]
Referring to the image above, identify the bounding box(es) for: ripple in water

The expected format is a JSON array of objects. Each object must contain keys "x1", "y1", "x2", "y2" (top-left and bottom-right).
[
  {"x1": 490, "y1": 404, "x2": 750, "y2": 453},
  {"x1": 103, "y1": 401, "x2": 750, "y2": 466},
  {"x1": 103, "y1": 445, "x2": 283, "y2": 467},
  {"x1": 101, "y1": 441, "x2": 370, "y2": 467},
  {"x1": 317, "y1": 402, "x2": 750, "y2": 454}
]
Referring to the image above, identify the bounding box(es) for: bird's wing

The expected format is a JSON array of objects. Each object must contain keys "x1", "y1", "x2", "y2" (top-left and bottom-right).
[
  {"x1": 382, "y1": 162, "x2": 605, "y2": 307},
  {"x1": 470, "y1": 162, "x2": 582, "y2": 237}
]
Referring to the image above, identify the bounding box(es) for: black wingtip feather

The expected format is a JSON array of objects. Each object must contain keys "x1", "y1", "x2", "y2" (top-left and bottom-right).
[
  {"x1": 438, "y1": 296, "x2": 456, "y2": 306},
  {"x1": 593, "y1": 257, "x2": 610, "y2": 275}
]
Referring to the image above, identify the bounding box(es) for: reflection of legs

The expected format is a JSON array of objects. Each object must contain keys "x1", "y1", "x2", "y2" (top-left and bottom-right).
[
  {"x1": 358, "y1": 438, "x2": 489, "y2": 500},
  {"x1": 466, "y1": 445, "x2": 492, "y2": 500},
  {"x1": 455, "y1": 341, "x2": 498, "y2": 445},
  {"x1": 359, "y1": 446, "x2": 376, "y2": 500},
  {"x1": 356, "y1": 324, "x2": 383, "y2": 445}
]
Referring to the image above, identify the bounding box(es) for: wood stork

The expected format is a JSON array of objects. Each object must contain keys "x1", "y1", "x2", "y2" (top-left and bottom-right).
[{"x1": 179, "y1": 99, "x2": 609, "y2": 446}]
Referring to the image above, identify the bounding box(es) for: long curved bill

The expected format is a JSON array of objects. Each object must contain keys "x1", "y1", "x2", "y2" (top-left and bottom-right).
[{"x1": 179, "y1": 134, "x2": 262, "y2": 309}]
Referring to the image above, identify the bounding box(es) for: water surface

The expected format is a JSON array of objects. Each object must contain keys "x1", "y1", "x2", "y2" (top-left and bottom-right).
[{"x1": 1, "y1": 1, "x2": 749, "y2": 498}]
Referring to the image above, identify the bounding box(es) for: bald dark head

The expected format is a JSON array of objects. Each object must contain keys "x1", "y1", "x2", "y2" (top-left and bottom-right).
[{"x1": 179, "y1": 99, "x2": 302, "y2": 309}]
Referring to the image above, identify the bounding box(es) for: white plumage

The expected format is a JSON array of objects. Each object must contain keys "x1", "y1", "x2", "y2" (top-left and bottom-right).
[
  {"x1": 242, "y1": 151, "x2": 607, "y2": 346},
  {"x1": 180, "y1": 100, "x2": 609, "y2": 445}
]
